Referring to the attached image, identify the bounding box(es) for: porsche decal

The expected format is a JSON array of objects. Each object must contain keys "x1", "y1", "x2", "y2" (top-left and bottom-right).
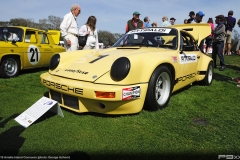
[
  {"x1": 179, "y1": 54, "x2": 197, "y2": 64},
  {"x1": 42, "y1": 79, "x2": 83, "y2": 95},
  {"x1": 122, "y1": 86, "x2": 141, "y2": 100},
  {"x1": 176, "y1": 72, "x2": 196, "y2": 82},
  {"x1": 27, "y1": 45, "x2": 41, "y2": 65}
]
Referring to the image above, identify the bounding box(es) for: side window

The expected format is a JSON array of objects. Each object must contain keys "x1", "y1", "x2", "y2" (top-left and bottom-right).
[
  {"x1": 38, "y1": 33, "x2": 49, "y2": 44},
  {"x1": 181, "y1": 32, "x2": 197, "y2": 51},
  {"x1": 25, "y1": 31, "x2": 36, "y2": 43}
]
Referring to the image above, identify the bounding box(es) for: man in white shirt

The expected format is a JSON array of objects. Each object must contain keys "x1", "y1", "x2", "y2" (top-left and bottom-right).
[
  {"x1": 161, "y1": 16, "x2": 171, "y2": 27},
  {"x1": 60, "y1": 4, "x2": 81, "y2": 51}
]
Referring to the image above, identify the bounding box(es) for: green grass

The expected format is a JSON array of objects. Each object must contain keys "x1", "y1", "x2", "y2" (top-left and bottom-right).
[{"x1": 1, "y1": 55, "x2": 240, "y2": 160}]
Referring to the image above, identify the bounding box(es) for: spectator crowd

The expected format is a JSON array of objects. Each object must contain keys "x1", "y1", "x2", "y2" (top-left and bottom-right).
[{"x1": 59, "y1": 4, "x2": 240, "y2": 86}]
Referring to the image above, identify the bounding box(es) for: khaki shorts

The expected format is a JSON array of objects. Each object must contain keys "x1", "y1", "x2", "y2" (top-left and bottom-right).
[{"x1": 224, "y1": 30, "x2": 232, "y2": 44}]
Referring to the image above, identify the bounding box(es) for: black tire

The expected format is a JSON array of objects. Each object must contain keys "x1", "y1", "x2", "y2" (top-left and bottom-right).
[
  {"x1": 0, "y1": 56, "x2": 20, "y2": 78},
  {"x1": 144, "y1": 65, "x2": 173, "y2": 111},
  {"x1": 200, "y1": 61, "x2": 213, "y2": 86}
]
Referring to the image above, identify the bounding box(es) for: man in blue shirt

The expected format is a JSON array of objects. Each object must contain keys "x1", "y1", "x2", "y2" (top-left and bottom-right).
[
  {"x1": 144, "y1": 16, "x2": 151, "y2": 27},
  {"x1": 223, "y1": 10, "x2": 236, "y2": 56}
]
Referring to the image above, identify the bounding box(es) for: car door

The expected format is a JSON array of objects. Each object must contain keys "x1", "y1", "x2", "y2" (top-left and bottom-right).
[
  {"x1": 38, "y1": 32, "x2": 54, "y2": 66},
  {"x1": 174, "y1": 31, "x2": 200, "y2": 89},
  {"x1": 23, "y1": 30, "x2": 42, "y2": 68}
]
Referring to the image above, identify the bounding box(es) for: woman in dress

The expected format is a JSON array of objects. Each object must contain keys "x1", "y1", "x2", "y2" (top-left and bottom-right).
[{"x1": 79, "y1": 16, "x2": 99, "y2": 50}]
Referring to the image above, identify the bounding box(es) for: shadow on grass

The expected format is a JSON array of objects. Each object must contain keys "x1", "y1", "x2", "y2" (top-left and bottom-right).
[
  {"x1": 0, "y1": 114, "x2": 19, "y2": 128},
  {"x1": 0, "y1": 114, "x2": 26, "y2": 156},
  {"x1": 19, "y1": 66, "x2": 49, "y2": 76},
  {"x1": 226, "y1": 64, "x2": 240, "y2": 71}
]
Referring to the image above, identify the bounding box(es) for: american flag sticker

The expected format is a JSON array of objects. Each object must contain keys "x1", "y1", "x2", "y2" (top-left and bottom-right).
[{"x1": 172, "y1": 56, "x2": 177, "y2": 63}]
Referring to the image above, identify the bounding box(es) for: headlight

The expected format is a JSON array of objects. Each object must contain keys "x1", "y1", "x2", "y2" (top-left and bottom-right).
[
  {"x1": 49, "y1": 54, "x2": 60, "y2": 70},
  {"x1": 110, "y1": 57, "x2": 130, "y2": 81}
]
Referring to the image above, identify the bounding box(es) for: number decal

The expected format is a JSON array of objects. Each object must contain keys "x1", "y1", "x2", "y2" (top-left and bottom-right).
[
  {"x1": 30, "y1": 48, "x2": 39, "y2": 62},
  {"x1": 27, "y1": 45, "x2": 41, "y2": 65}
]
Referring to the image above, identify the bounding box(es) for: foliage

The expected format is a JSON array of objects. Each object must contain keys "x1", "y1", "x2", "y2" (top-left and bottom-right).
[
  {"x1": 232, "y1": 29, "x2": 240, "y2": 52},
  {"x1": 98, "y1": 30, "x2": 123, "y2": 46}
]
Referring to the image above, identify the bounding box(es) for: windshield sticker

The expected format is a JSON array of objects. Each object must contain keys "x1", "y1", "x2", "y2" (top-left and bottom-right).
[
  {"x1": 127, "y1": 28, "x2": 171, "y2": 34},
  {"x1": 134, "y1": 34, "x2": 138, "y2": 39},
  {"x1": 179, "y1": 54, "x2": 197, "y2": 64},
  {"x1": 27, "y1": 45, "x2": 41, "y2": 65},
  {"x1": 122, "y1": 86, "x2": 141, "y2": 100}
]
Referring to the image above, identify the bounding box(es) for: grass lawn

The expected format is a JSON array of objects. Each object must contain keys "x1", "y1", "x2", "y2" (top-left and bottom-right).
[{"x1": 0, "y1": 55, "x2": 240, "y2": 160}]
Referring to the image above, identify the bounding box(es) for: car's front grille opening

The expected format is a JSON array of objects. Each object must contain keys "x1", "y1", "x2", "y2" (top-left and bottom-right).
[
  {"x1": 50, "y1": 90, "x2": 62, "y2": 104},
  {"x1": 62, "y1": 94, "x2": 79, "y2": 110}
]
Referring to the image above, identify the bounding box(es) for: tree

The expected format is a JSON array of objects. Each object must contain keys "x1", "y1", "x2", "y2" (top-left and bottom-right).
[
  {"x1": 38, "y1": 15, "x2": 63, "y2": 30},
  {"x1": 98, "y1": 30, "x2": 123, "y2": 46},
  {"x1": 232, "y1": 29, "x2": 240, "y2": 53}
]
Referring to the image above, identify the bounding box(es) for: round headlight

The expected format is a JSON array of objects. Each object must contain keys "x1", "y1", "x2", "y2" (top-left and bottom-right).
[
  {"x1": 49, "y1": 54, "x2": 60, "y2": 70},
  {"x1": 110, "y1": 57, "x2": 130, "y2": 81}
]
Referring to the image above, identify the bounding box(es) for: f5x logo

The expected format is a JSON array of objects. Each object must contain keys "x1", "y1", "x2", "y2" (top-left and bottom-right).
[{"x1": 218, "y1": 155, "x2": 240, "y2": 159}]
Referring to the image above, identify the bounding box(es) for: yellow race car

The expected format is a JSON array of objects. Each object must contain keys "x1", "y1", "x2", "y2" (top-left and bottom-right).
[
  {"x1": 0, "y1": 26, "x2": 65, "y2": 78},
  {"x1": 40, "y1": 23, "x2": 213, "y2": 114}
]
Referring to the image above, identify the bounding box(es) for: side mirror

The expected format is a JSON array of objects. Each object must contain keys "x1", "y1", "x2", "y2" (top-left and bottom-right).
[{"x1": 12, "y1": 40, "x2": 17, "y2": 44}]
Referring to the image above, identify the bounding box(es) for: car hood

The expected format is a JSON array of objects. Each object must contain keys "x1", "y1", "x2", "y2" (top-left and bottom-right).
[{"x1": 49, "y1": 47, "x2": 163, "y2": 82}]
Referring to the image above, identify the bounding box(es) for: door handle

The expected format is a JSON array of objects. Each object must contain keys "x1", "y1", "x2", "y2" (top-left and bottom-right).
[
  {"x1": 38, "y1": 45, "x2": 42, "y2": 47},
  {"x1": 197, "y1": 56, "x2": 200, "y2": 59}
]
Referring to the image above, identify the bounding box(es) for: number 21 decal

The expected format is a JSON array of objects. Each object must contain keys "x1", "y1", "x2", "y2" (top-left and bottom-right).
[
  {"x1": 30, "y1": 48, "x2": 39, "y2": 62},
  {"x1": 27, "y1": 45, "x2": 41, "y2": 65}
]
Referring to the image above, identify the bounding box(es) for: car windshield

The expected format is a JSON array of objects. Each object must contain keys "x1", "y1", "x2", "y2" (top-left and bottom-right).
[
  {"x1": 113, "y1": 28, "x2": 178, "y2": 50},
  {"x1": 0, "y1": 27, "x2": 23, "y2": 42}
]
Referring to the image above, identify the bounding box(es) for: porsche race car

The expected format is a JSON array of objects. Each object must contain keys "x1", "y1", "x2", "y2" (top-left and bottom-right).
[
  {"x1": 0, "y1": 26, "x2": 65, "y2": 78},
  {"x1": 40, "y1": 23, "x2": 213, "y2": 114}
]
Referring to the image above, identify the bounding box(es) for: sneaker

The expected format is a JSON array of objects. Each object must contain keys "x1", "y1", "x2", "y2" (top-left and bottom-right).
[{"x1": 219, "y1": 66, "x2": 226, "y2": 71}]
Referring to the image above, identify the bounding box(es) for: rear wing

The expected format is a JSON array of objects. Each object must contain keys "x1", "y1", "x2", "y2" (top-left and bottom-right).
[
  {"x1": 48, "y1": 30, "x2": 61, "y2": 45},
  {"x1": 170, "y1": 23, "x2": 211, "y2": 46}
]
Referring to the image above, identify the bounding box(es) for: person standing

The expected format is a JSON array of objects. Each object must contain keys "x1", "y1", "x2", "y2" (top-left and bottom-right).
[
  {"x1": 79, "y1": 16, "x2": 99, "y2": 50},
  {"x1": 125, "y1": 11, "x2": 144, "y2": 33},
  {"x1": 161, "y1": 16, "x2": 171, "y2": 27},
  {"x1": 187, "y1": 11, "x2": 196, "y2": 23},
  {"x1": 170, "y1": 17, "x2": 176, "y2": 25},
  {"x1": 151, "y1": 22, "x2": 158, "y2": 27},
  {"x1": 191, "y1": 11, "x2": 205, "y2": 23},
  {"x1": 205, "y1": 18, "x2": 214, "y2": 55},
  {"x1": 184, "y1": 19, "x2": 188, "y2": 24},
  {"x1": 223, "y1": 10, "x2": 236, "y2": 56},
  {"x1": 144, "y1": 16, "x2": 151, "y2": 27},
  {"x1": 60, "y1": 4, "x2": 81, "y2": 52},
  {"x1": 212, "y1": 15, "x2": 226, "y2": 71}
]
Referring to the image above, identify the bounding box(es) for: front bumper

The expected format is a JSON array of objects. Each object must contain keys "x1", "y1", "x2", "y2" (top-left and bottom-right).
[{"x1": 40, "y1": 72, "x2": 148, "y2": 114}]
